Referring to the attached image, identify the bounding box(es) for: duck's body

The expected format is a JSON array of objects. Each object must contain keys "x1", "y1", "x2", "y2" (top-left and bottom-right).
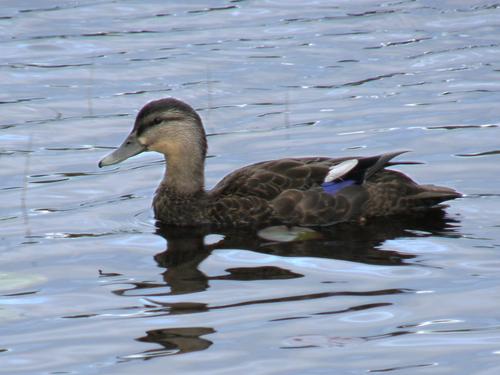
[{"x1": 99, "y1": 98, "x2": 460, "y2": 228}]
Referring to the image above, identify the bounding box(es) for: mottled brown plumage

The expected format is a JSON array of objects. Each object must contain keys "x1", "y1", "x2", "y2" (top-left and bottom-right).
[{"x1": 99, "y1": 98, "x2": 461, "y2": 228}]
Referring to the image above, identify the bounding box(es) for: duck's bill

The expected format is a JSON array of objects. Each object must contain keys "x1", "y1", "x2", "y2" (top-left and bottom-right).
[{"x1": 98, "y1": 133, "x2": 146, "y2": 167}]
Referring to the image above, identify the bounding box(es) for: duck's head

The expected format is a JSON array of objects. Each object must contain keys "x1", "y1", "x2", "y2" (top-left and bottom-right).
[{"x1": 98, "y1": 98, "x2": 207, "y2": 168}]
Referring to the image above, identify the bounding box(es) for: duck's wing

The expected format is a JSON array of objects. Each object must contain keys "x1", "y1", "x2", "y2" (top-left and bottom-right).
[
  {"x1": 210, "y1": 157, "x2": 335, "y2": 200},
  {"x1": 210, "y1": 152, "x2": 409, "y2": 200}
]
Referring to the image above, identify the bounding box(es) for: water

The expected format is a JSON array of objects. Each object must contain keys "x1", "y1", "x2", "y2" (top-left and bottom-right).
[{"x1": 1, "y1": 0, "x2": 500, "y2": 374}]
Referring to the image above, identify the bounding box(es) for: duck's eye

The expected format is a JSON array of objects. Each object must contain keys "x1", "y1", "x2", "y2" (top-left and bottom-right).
[{"x1": 153, "y1": 117, "x2": 162, "y2": 125}]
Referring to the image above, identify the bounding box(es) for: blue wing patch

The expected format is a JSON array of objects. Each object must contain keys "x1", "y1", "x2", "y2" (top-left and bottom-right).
[{"x1": 322, "y1": 179, "x2": 355, "y2": 195}]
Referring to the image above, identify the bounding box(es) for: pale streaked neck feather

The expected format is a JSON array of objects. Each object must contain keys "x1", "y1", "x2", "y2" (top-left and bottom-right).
[{"x1": 162, "y1": 143, "x2": 205, "y2": 195}]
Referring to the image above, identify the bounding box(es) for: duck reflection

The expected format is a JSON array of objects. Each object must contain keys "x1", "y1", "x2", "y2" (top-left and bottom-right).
[
  {"x1": 134, "y1": 327, "x2": 215, "y2": 358},
  {"x1": 153, "y1": 209, "x2": 458, "y2": 297},
  {"x1": 120, "y1": 209, "x2": 458, "y2": 359}
]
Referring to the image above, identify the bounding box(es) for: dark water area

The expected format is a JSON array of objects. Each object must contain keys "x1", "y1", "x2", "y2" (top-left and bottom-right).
[{"x1": 1, "y1": 1, "x2": 500, "y2": 374}]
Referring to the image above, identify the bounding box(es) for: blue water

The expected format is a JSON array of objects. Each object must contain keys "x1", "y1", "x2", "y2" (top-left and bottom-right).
[{"x1": 1, "y1": 1, "x2": 500, "y2": 374}]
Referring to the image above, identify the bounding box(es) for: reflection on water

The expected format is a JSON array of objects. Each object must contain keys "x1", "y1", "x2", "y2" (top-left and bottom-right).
[
  {"x1": 151, "y1": 209, "x2": 456, "y2": 297},
  {"x1": 126, "y1": 327, "x2": 215, "y2": 360},
  {"x1": 105, "y1": 209, "x2": 458, "y2": 359}
]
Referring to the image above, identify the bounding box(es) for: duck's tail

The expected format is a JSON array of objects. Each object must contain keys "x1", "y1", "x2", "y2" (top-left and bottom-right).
[{"x1": 408, "y1": 184, "x2": 462, "y2": 208}]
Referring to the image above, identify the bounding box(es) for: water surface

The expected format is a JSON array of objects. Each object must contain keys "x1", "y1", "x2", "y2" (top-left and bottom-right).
[{"x1": 1, "y1": 1, "x2": 500, "y2": 374}]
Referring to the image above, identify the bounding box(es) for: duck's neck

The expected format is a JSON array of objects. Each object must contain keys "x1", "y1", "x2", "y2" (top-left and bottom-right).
[{"x1": 162, "y1": 144, "x2": 205, "y2": 196}]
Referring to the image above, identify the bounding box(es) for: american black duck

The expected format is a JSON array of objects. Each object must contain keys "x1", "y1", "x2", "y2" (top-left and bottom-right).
[{"x1": 98, "y1": 98, "x2": 460, "y2": 228}]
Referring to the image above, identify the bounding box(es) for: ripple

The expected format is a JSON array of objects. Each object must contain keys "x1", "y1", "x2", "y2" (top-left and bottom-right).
[
  {"x1": 281, "y1": 334, "x2": 364, "y2": 349},
  {"x1": 0, "y1": 97, "x2": 45, "y2": 105},
  {"x1": 347, "y1": 9, "x2": 397, "y2": 17},
  {"x1": 365, "y1": 37, "x2": 432, "y2": 49},
  {"x1": 313, "y1": 72, "x2": 407, "y2": 89},
  {"x1": 9, "y1": 63, "x2": 92, "y2": 69},
  {"x1": 187, "y1": 5, "x2": 238, "y2": 14},
  {"x1": 456, "y1": 150, "x2": 500, "y2": 157},
  {"x1": 369, "y1": 363, "x2": 437, "y2": 373},
  {"x1": 427, "y1": 124, "x2": 498, "y2": 131},
  {"x1": 340, "y1": 310, "x2": 395, "y2": 323},
  {"x1": 408, "y1": 43, "x2": 499, "y2": 60}
]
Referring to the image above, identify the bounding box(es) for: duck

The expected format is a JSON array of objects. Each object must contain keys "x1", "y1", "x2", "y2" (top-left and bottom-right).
[{"x1": 98, "y1": 98, "x2": 461, "y2": 228}]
